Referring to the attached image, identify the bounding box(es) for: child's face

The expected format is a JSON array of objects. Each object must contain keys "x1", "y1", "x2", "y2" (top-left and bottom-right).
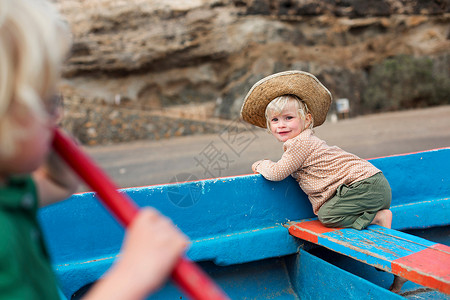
[
  {"x1": 0, "y1": 105, "x2": 56, "y2": 177},
  {"x1": 268, "y1": 101, "x2": 311, "y2": 142}
]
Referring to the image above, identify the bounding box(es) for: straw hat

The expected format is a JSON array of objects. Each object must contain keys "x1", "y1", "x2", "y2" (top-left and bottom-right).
[{"x1": 240, "y1": 70, "x2": 332, "y2": 128}]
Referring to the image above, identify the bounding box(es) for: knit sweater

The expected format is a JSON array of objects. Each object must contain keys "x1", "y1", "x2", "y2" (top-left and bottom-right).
[{"x1": 253, "y1": 129, "x2": 380, "y2": 214}]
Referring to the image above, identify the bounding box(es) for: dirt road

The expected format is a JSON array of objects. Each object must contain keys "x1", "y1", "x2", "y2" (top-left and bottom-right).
[{"x1": 83, "y1": 105, "x2": 450, "y2": 190}]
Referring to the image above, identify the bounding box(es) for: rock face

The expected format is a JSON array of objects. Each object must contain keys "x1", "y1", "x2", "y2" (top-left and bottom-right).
[{"x1": 56, "y1": 0, "x2": 450, "y2": 144}]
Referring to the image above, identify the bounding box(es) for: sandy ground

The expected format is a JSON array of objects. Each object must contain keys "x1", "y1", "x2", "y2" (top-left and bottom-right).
[{"x1": 82, "y1": 105, "x2": 450, "y2": 191}]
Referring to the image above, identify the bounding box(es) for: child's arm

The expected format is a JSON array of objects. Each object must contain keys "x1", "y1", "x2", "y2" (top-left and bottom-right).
[
  {"x1": 33, "y1": 150, "x2": 80, "y2": 207},
  {"x1": 83, "y1": 208, "x2": 188, "y2": 300},
  {"x1": 252, "y1": 140, "x2": 307, "y2": 181}
]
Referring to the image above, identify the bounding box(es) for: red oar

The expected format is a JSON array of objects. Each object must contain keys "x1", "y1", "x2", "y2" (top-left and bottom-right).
[{"x1": 52, "y1": 129, "x2": 229, "y2": 300}]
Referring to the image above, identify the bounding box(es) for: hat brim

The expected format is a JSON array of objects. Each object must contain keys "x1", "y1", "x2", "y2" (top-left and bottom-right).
[{"x1": 240, "y1": 70, "x2": 332, "y2": 128}]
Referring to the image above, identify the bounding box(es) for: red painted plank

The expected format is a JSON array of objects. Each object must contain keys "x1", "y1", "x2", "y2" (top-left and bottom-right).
[
  {"x1": 391, "y1": 243, "x2": 450, "y2": 294},
  {"x1": 288, "y1": 220, "x2": 450, "y2": 295},
  {"x1": 288, "y1": 220, "x2": 340, "y2": 243}
]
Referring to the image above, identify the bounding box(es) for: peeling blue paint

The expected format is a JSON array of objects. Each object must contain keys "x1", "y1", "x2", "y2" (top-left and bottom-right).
[{"x1": 37, "y1": 148, "x2": 450, "y2": 299}]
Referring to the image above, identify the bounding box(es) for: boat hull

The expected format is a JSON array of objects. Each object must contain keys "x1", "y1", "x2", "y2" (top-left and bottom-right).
[{"x1": 38, "y1": 148, "x2": 450, "y2": 299}]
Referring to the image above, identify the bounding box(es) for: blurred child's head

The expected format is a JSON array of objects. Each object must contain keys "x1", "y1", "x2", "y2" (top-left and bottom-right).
[
  {"x1": 0, "y1": 0, "x2": 71, "y2": 162},
  {"x1": 265, "y1": 95, "x2": 313, "y2": 142}
]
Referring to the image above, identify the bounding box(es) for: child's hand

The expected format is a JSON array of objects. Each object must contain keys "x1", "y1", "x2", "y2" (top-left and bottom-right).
[
  {"x1": 252, "y1": 160, "x2": 264, "y2": 173},
  {"x1": 87, "y1": 209, "x2": 188, "y2": 300},
  {"x1": 118, "y1": 208, "x2": 188, "y2": 294}
]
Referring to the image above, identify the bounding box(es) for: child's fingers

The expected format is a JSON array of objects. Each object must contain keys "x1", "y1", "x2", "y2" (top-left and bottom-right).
[
  {"x1": 129, "y1": 208, "x2": 188, "y2": 252},
  {"x1": 114, "y1": 208, "x2": 189, "y2": 296},
  {"x1": 144, "y1": 209, "x2": 187, "y2": 248},
  {"x1": 252, "y1": 160, "x2": 262, "y2": 173},
  {"x1": 85, "y1": 209, "x2": 188, "y2": 299}
]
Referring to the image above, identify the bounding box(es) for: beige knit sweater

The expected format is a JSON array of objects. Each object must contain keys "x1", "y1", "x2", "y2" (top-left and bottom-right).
[{"x1": 253, "y1": 129, "x2": 380, "y2": 214}]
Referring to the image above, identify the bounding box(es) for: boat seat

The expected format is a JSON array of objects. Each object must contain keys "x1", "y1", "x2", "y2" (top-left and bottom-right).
[{"x1": 288, "y1": 219, "x2": 450, "y2": 295}]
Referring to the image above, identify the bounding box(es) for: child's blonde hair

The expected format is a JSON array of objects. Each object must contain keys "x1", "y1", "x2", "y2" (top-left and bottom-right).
[
  {"x1": 265, "y1": 94, "x2": 314, "y2": 131},
  {"x1": 0, "y1": 0, "x2": 71, "y2": 158}
]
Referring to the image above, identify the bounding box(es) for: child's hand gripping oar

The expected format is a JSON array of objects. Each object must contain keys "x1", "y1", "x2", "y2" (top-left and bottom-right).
[{"x1": 52, "y1": 129, "x2": 229, "y2": 300}]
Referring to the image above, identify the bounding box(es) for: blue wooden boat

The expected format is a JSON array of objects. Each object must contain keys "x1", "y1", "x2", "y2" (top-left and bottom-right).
[{"x1": 39, "y1": 147, "x2": 450, "y2": 299}]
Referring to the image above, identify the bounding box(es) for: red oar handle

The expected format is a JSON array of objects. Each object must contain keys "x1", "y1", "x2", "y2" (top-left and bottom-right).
[{"x1": 52, "y1": 129, "x2": 229, "y2": 300}]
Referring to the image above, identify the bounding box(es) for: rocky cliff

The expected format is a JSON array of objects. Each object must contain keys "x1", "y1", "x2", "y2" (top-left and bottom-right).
[{"x1": 56, "y1": 0, "x2": 450, "y2": 144}]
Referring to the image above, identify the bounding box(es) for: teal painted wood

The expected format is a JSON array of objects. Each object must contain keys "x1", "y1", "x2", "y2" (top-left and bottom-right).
[
  {"x1": 37, "y1": 147, "x2": 450, "y2": 299},
  {"x1": 371, "y1": 148, "x2": 450, "y2": 230},
  {"x1": 321, "y1": 226, "x2": 436, "y2": 269},
  {"x1": 289, "y1": 221, "x2": 450, "y2": 294},
  {"x1": 287, "y1": 250, "x2": 404, "y2": 300}
]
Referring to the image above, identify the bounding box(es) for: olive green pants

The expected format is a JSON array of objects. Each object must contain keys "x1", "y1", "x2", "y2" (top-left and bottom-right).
[{"x1": 317, "y1": 172, "x2": 391, "y2": 230}]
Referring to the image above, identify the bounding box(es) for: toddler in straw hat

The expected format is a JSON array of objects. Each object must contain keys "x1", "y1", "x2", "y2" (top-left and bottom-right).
[
  {"x1": 241, "y1": 70, "x2": 406, "y2": 293},
  {"x1": 0, "y1": 0, "x2": 187, "y2": 299}
]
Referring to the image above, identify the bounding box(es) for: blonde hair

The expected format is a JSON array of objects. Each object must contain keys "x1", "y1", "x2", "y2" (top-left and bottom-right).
[
  {"x1": 265, "y1": 94, "x2": 314, "y2": 131},
  {"x1": 0, "y1": 0, "x2": 71, "y2": 158}
]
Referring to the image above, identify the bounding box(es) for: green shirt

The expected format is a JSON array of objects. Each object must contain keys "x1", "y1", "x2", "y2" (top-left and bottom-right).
[{"x1": 0, "y1": 175, "x2": 60, "y2": 299}]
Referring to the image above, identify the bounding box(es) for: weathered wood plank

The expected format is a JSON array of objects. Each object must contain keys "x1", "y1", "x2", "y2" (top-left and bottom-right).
[{"x1": 289, "y1": 220, "x2": 450, "y2": 294}]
